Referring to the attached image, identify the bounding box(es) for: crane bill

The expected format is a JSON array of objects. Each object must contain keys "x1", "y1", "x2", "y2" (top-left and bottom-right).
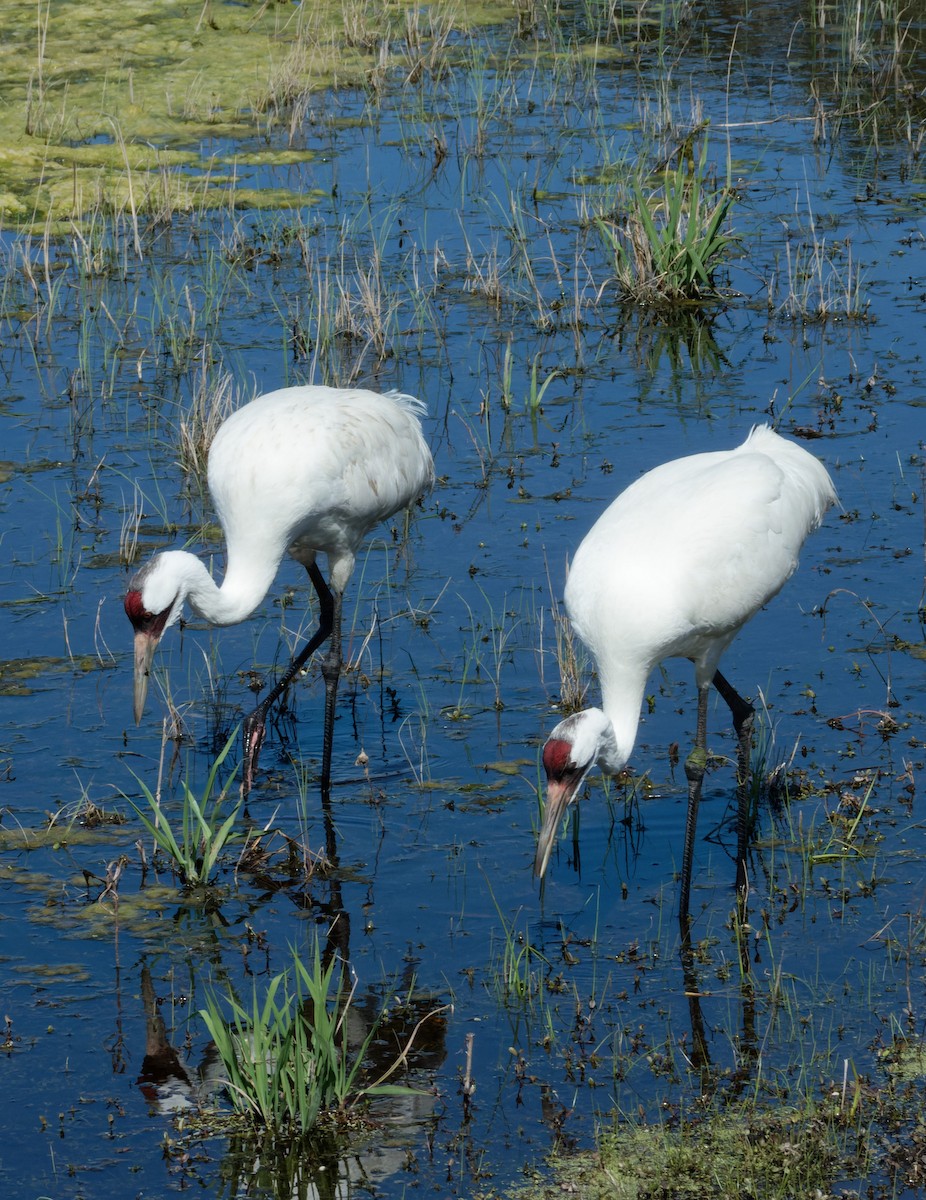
[
  {"x1": 533, "y1": 779, "x2": 574, "y2": 879},
  {"x1": 133, "y1": 630, "x2": 158, "y2": 724}
]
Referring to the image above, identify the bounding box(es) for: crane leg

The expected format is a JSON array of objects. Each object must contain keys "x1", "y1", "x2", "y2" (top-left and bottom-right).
[
  {"x1": 711, "y1": 669, "x2": 754, "y2": 899},
  {"x1": 679, "y1": 684, "x2": 710, "y2": 933},
  {"x1": 241, "y1": 562, "x2": 334, "y2": 798},
  {"x1": 318, "y1": 591, "x2": 343, "y2": 800}
]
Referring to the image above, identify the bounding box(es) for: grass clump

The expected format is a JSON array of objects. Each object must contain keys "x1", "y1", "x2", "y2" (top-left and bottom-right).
[
  {"x1": 178, "y1": 370, "x2": 238, "y2": 484},
  {"x1": 200, "y1": 942, "x2": 432, "y2": 1137},
  {"x1": 487, "y1": 891, "x2": 549, "y2": 1006},
  {"x1": 775, "y1": 224, "x2": 869, "y2": 323},
  {"x1": 597, "y1": 136, "x2": 736, "y2": 306},
  {"x1": 127, "y1": 730, "x2": 243, "y2": 888}
]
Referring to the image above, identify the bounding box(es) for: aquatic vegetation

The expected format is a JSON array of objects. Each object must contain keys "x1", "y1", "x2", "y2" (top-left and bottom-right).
[
  {"x1": 487, "y1": 888, "x2": 549, "y2": 1006},
  {"x1": 177, "y1": 370, "x2": 238, "y2": 484},
  {"x1": 0, "y1": 2, "x2": 334, "y2": 225},
  {"x1": 126, "y1": 731, "x2": 244, "y2": 888},
  {"x1": 587, "y1": 1089, "x2": 870, "y2": 1199},
  {"x1": 596, "y1": 136, "x2": 737, "y2": 305},
  {"x1": 792, "y1": 770, "x2": 879, "y2": 873},
  {"x1": 200, "y1": 941, "x2": 435, "y2": 1135},
  {"x1": 775, "y1": 219, "x2": 869, "y2": 323},
  {"x1": 543, "y1": 578, "x2": 588, "y2": 717}
]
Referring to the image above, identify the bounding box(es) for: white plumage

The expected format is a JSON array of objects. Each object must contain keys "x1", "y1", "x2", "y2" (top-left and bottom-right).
[
  {"x1": 125, "y1": 385, "x2": 433, "y2": 794},
  {"x1": 534, "y1": 426, "x2": 836, "y2": 926}
]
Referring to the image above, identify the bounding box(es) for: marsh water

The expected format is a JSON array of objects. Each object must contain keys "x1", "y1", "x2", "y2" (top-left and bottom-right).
[{"x1": 1, "y1": 1, "x2": 925, "y2": 1197}]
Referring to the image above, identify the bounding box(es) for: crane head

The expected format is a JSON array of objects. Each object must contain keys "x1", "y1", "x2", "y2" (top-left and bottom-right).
[
  {"x1": 534, "y1": 715, "x2": 598, "y2": 878},
  {"x1": 124, "y1": 588, "x2": 174, "y2": 724}
]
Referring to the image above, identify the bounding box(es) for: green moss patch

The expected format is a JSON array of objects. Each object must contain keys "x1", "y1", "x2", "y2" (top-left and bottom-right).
[{"x1": 0, "y1": 0, "x2": 508, "y2": 229}]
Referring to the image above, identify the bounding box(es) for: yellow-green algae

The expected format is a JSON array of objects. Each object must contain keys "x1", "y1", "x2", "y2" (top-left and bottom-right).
[
  {"x1": 882, "y1": 1037, "x2": 926, "y2": 1082},
  {"x1": 0, "y1": 0, "x2": 513, "y2": 230},
  {"x1": 0, "y1": 653, "x2": 112, "y2": 696},
  {"x1": 0, "y1": 819, "x2": 132, "y2": 853},
  {"x1": 13, "y1": 961, "x2": 92, "y2": 984},
  {"x1": 31, "y1": 882, "x2": 238, "y2": 949},
  {"x1": 0, "y1": 846, "x2": 219, "y2": 941}
]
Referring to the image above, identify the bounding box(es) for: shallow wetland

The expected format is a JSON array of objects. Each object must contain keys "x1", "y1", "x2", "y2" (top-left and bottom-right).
[{"x1": 0, "y1": 1, "x2": 925, "y2": 1197}]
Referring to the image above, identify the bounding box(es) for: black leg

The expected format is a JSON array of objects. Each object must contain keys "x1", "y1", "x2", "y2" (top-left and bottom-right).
[
  {"x1": 318, "y1": 590, "x2": 343, "y2": 800},
  {"x1": 711, "y1": 669, "x2": 754, "y2": 898},
  {"x1": 679, "y1": 683, "x2": 710, "y2": 935},
  {"x1": 241, "y1": 561, "x2": 334, "y2": 798}
]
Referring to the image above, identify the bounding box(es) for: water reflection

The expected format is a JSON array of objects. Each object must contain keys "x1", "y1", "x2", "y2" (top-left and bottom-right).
[
  {"x1": 137, "y1": 961, "x2": 221, "y2": 1113},
  {"x1": 680, "y1": 951, "x2": 757, "y2": 1102},
  {"x1": 611, "y1": 305, "x2": 731, "y2": 409}
]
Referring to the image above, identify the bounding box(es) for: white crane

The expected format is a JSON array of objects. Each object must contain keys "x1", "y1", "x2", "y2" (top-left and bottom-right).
[
  {"x1": 534, "y1": 425, "x2": 836, "y2": 928},
  {"x1": 124, "y1": 385, "x2": 434, "y2": 796}
]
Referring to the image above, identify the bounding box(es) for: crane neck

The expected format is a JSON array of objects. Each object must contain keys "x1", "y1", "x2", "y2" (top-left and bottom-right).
[
  {"x1": 177, "y1": 550, "x2": 279, "y2": 627},
  {"x1": 595, "y1": 662, "x2": 650, "y2": 774}
]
